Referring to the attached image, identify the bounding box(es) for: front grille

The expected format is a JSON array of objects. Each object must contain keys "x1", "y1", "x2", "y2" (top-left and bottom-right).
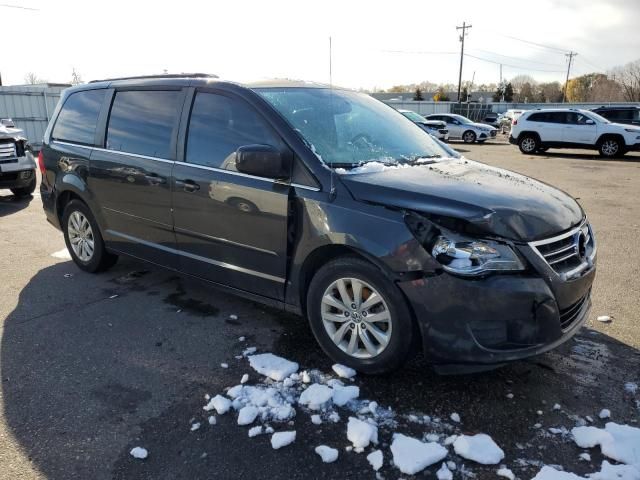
[
  {"x1": 0, "y1": 172, "x2": 19, "y2": 181},
  {"x1": 530, "y1": 221, "x2": 596, "y2": 280},
  {"x1": 0, "y1": 140, "x2": 17, "y2": 160},
  {"x1": 559, "y1": 293, "x2": 589, "y2": 331}
]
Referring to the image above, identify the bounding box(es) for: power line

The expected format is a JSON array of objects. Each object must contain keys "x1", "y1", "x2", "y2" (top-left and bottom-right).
[
  {"x1": 500, "y1": 34, "x2": 568, "y2": 54},
  {"x1": 468, "y1": 48, "x2": 565, "y2": 68},
  {"x1": 578, "y1": 55, "x2": 606, "y2": 72},
  {"x1": 463, "y1": 53, "x2": 566, "y2": 73},
  {"x1": 456, "y1": 22, "x2": 472, "y2": 103},
  {"x1": 380, "y1": 49, "x2": 458, "y2": 55},
  {"x1": 0, "y1": 3, "x2": 39, "y2": 10}
]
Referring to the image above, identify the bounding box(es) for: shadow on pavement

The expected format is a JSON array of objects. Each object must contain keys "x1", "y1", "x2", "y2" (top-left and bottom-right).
[
  {"x1": 2, "y1": 258, "x2": 639, "y2": 479},
  {"x1": 0, "y1": 192, "x2": 33, "y2": 218}
]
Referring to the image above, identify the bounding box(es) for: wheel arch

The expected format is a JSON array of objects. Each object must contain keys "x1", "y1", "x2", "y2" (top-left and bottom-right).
[
  {"x1": 517, "y1": 130, "x2": 541, "y2": 143},
  {"x1": 596, "y1": 132, "x2": 626, "y2": 147}
]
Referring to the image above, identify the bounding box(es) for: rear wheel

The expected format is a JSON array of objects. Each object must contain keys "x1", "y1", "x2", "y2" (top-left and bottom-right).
[
  {"x1": 62, "y1": 200, "x2": 118, "y2": 272},
  {"x1": 518, "y1": 134, "x2": 539, "y2": 154},
  {"x1": 462, "y1": 130, "x2": 477, "y2": 144},
  {"x1": 306, "y1": 256, "x2": 415, "y2": 374},
  {"x1": 11, "y1": 176, "x2": 36, "y2": 197},
  {"x1": 598, "y1": 137, "x2": 623, "y2": 158}
]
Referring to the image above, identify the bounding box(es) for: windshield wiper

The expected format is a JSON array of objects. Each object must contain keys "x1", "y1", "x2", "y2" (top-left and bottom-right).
[{"x1": 402, "y1": 154, "x2": 442, "y2": 165}]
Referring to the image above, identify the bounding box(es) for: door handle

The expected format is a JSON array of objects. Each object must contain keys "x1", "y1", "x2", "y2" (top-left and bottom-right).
[
  {"x1": 145, "y1": 174, "x2": 166, "y2": 185},
  {"x1": 175, "y1": 179, "x2": 200, "y2": 192}
]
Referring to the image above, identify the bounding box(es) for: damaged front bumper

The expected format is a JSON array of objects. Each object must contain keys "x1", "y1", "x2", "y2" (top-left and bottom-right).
[{"x1": 0, "y1": 126, "x2": 36, "y2": 189}]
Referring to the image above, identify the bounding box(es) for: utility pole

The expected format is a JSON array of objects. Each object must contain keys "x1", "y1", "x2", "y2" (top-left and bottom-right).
[
  {"x1": 456, "y1": 21, "x2": 472, "y2": 103},
  {"x1": 562, "y1": 51, "x2": 578, "y2": 103}
]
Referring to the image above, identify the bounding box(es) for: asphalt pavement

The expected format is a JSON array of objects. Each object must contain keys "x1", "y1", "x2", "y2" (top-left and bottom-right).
[{"x1": 1, "y1": 139, "x2": 638, "y2": 480}]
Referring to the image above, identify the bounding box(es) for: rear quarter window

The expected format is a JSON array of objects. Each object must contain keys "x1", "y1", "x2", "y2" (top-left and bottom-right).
[
  {"x1": 106, "y1": 90, "x2": 181, "y2": 158},
  {"x1": 52, "y1": 89, "x2": 106, "y2": 145}
]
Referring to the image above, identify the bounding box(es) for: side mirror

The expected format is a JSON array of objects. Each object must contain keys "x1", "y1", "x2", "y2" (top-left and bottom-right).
[
  {"x1": 235, "y1": 144, "x2": 289, "y2": 179},
  {"x1": 585, "y1": 119, "x2": 595, "y2": 125}
]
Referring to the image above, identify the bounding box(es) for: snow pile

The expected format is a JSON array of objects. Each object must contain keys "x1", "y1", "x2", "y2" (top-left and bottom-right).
[
  {"x1": 315, "y1": 445, "x2": 339, "y2": 463},
  {"x1": 298, "y1": 383, "x2": 333, "y2": 410},
  {"x1": 347, "y1": 417, "x2": 378, "y2": 448},
  {"x1": 271, "y1": 431, "x2": 296, "y2": 449},
  {"x1": 51, "y1": 248, "x2": 72, "y2": 259},
  {"x1": 248, "y1": 426, "x2": 263, "y2": 437},
  {"x1": 572, "y1": 423, "x2": 640, "y2": 467},
  {"x1": 437, "y1": 462, "x2": 454, "y2": 480},
  {"x1": 332, "y1": 385, "x2": 359, "y2": 406},
  {"x1": 453, "y1": 434, "x2": 505, "y2": 465},
  {"x1": 332, "y1": 364, "x2": 357, "y2": 379},
  {"x1": 237, "y1": 406, "x2": 259, "y2": 425},
  {"x1": 589, "y1": 461, "x2": 640, "y2": 480},
  {"x1": 533, "y1": 466, "x2": 583, "y2": 480},
  {"x1": 130, "y1": 447, "x2": 148, "y2": 459},
  {"x1": 225, "y1": 384, "x2": 295, "y2": 422},
  {"x1": 367, "y1": 450, "x2": 383, "y2": 471},
  {"x1": 390, "y1": 433, "x2": 448, "y2": 475},
  {"x1": 248, "y1": 353, "x2": 299, "y2": 381},
  {"x1": 203, "y1": 394, "x2": 231, "y2": 414}
]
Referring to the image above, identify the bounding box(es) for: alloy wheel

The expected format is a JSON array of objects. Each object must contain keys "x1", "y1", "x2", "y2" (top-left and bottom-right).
[
  {"x1": 320, "y1": 278, "x2": 392, "y2": 359},
  {"x1": 67, "y1": 211, "x2": 95, "y2": 262},
  {"x1": 521, "y1": 137, "x2": 536, "y2": 153},
  {"x1": 601, "y1": 140, "x2": 619, "y2": 156},
  {"x1": 463, "y1": 131, "x2": 476, "y2": 143}
]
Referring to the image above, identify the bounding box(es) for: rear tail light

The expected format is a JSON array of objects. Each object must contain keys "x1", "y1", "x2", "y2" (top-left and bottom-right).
[
  {"x1": 37, "y1": 150, "x2": 46, "y2": 175},
  {"x1": 512, "y1": 119, "x2": 518, "y2": 126}
]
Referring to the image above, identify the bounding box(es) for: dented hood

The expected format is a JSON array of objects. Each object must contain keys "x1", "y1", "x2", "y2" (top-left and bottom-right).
[
  {"x1": 339, "y1": 159, "x2": 583, "y2": 242},
  {"x1": 0, "y1": 124, "x2": 26, "y2": 141}
]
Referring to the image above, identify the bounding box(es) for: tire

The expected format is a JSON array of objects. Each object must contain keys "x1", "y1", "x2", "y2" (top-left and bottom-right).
[
  {"x1": 10, "y1": 176, "x2": 36, "y2": 197},
  {"x1": 462, "y1": 130, "x2": 476, "y2": 144},
  {"x1": 62, "y1": 199, "x2": 118, "y2": 273},
  {"x1": 306, "y1": 256, "x2": 415, "y2": 374},
  {"x1": 598, "y1": 137, "x2": 623, "y2": 158},
  {"x1": 518, "y1": 134, "x2": 539, "y2": 154}
]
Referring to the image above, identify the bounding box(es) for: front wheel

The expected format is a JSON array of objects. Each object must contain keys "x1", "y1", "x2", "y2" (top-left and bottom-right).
[
  {"x1": 306, "y1": 256, "x2": 415, "y2": 374},
  {"x1": 518, "y1": 134, "x2": 539, "y2": 154},
  {"x1": 62, "y1": 200, "x2": 118, "y2": 273},
  {"x1": 11, "y1": 175, "x2": 36, "y2": 197},
  {"x1": 462, "y1": 130, "x2": 477, "y2": 144},
  {"x1": 599, "y1": 138, "x2": 623, "y2": 158}
]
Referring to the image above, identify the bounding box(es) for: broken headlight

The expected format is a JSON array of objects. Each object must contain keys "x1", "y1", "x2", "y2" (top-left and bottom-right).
[{"x1": 431, "y1": 236, "x2": 524, "y2": 276}]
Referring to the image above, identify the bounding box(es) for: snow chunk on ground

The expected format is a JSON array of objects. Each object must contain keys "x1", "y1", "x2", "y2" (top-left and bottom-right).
[
  {"x1": 190, "y1": 422, "x2": 200, "y2": 431},
  {"x1": 311, "y1": 414, "x2": 322, "y2": 425},
  {"x1": 347, "y1": 417, "x2": 378, "y2": 448},
  {"x1": 208, "y1": 415, "x2": 216, "y2": 425},
  {"x1": 51, "y1": 248, "x2": 72, "y2": 259},
  {"x1": 332, "y1": 385, "x2": 359, "y2": 406},
  {"x1": 130, "y1": 447, "x2": 148, "y2": 459},
  {"x1": 367, "y1": 450, "x2": 383, "y2": 471},
  {"x1": 437, "y1": 462, "x2": 453, "y2": 480},
  {"x1": 625, "y1": 382, "x2": 638, "y2": 394},
  {"x1": 597, "y1": 315, "x2": 612, "y2": 323},
  {"x1": 554, "y1": 403, "x2": 562, "y2": 410},
  {"x1": 532, "y1": 466, "x2": 583, "y2": 480},
  {"x1": 237, "y1": 405, "x2": 259, "y2": 425},
  {"x1": 390, "y1": 433, "x2": 448, "y2": 475},
  {"x1": 450, "y1": 412, "x2": 461, "y2": 423},
  {"x1": 249, "y1": 353, "x2": 298, "y2": 381},
  {"x1": 497, "y1": 467, "x2": 515, "y2": 480},
  {"x1": 241, "y1": 374, "x2": 249, "y2": 384},
  {"x1": 220, "y1": 363, "x2": 228, "y2": 368},
  {"x1": 590, "y1": 461, "x2": 640, "y2": 480},
  {"x1": 579, "y1": 453, "x2": 591, "y2": 462},
  {"x1": 203, "y1": 395, "x2": 231, "y2": 414},
  {"x1": 299, "y1": 383, "x2": 333, "y2": 410},
  {"x1": 248, "y1": 426, "x2": 263, "y2": 437},
  {"x1": 332, "y1": 363, "x2": 357, "y2": 379},
  {"x1": 271, "y1": 431, "x2": 296, "y2": 449},
  {"x1": 453, "y1": 434, "x2": 505, "y2": 465},
  {"x1": 599, "y1": 409, "x2": 611, "y2": 419},
  {"x1": 315, "y1": 445, "x2": 339, "y2": 463},
  {"x1": 572, "y1": 423, "x2": 640, "y2": 466}
]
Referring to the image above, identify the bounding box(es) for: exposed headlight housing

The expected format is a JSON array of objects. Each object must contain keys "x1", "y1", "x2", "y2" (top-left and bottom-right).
[{"x1": 431, "y1": 236, "x2": 525, "y2": 276}]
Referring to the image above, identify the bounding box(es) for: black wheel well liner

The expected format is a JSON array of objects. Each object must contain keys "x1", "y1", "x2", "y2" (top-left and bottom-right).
[
  {"x1": 517, "y1": 131, "x2": 541, "y2": 143},
  {"x1": 56, "y1": 190, "x2": 85, "y2": 224}
]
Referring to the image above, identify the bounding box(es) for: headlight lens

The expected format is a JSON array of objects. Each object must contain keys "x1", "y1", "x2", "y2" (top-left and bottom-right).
[{"x1": 431, "y1": 236, "x2": 525, "y2": 276}]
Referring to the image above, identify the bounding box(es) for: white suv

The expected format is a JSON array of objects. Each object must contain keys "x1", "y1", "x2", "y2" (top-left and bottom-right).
[{"x1": 510, "y1": 108, "x2": 640, "y2": 158}]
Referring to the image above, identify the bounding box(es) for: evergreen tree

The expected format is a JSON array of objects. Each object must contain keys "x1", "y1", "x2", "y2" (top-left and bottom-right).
[{"x1": 413, "y1": 87, "x2": 424, "y2": 101}]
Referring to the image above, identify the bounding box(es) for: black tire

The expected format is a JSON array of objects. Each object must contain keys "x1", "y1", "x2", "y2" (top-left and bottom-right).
[
  {"x1": 62, "y1": 199, "x2": 118, "y2": 273},
  {"x1": 306, "y1": 256, "x2": 415, "y2": 374},
  {"x1": 10, "y1": 176, "x2": 36, "y2": 197},
  {"x1": 518, "y1": 134, "x2": 539, "y2": 154},
  {"x1": 462, "y1": 130, "x2": 476, "y2": 144},
  {"x1": 598, "y1": 137, "x2": 624, "y2": 158}
]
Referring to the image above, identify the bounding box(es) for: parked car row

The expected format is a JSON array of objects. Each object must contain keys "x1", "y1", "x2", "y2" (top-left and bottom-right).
[
  {"x1": 398, "y1": 109, "x2": 499, "y2": 144},
  {"x1": 510, "y1": 108, "x2": 640, "y2": 158}
]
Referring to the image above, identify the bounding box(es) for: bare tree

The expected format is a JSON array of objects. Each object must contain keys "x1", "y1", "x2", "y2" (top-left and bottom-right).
[
  {"x1": 610, "y1": 59, "x2": 640, "y2": 101},
  {"x1": 24, "y1": 72, "x2": 46, "y2": 85},
  {"x1": 71, "y1": 68, "x2": 83, "y2": 85}
]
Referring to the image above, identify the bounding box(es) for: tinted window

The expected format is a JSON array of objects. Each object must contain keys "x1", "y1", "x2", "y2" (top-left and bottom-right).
[
  {"x1": 52, "y1": 89, "x2": 105, "y2": 145},
  {"x1": 547, "y1": 112, "x2": 567, "y2": 124},
  {"x1": 528, "y1": 112, "x2": 546, "y2": 122},
  {"x1": 106, "y1": 90, "x2": 180, "y2": 158},
  {"x1": 186, "y1": 92, "x2": 279, "y2": 169},
  {"x1": 566, "y1": 112, "x2": 593, "y2": 125}
]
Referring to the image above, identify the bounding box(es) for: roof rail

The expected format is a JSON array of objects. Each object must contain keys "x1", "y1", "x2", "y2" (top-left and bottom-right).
[{"x1": 89, "y1": 73, "x2": 219, "y2": 83}]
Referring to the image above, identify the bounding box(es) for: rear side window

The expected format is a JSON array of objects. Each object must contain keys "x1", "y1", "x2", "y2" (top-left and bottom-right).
[
  {"x1": 527, "y1": 112, "x2": 546, "y2": 122},
  {"x1": 186, "y1": 92, "x2": 279, "y2": 169},
  {"x1": 52, "y1": 89, "x2": 105, "y2": 145},
  {"x1": 106, "y1": 90, "x2": 181, "y2": 158}
]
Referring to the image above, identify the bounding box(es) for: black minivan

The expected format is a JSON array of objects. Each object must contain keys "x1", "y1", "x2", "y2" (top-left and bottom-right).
[{"x1": 40, "y1": 74, "x2": 596, "y2": 374}]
